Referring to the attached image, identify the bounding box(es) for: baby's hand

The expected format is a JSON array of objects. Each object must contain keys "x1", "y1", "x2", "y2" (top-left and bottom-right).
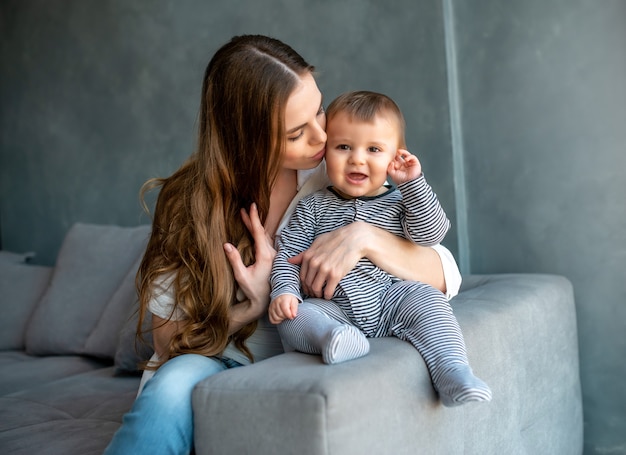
[
  {"x1": 387, "y1": 149, "x2": 422, "y2": 184},
  {"x1": 268, "y1": 294, "x2": 299, "y2": 325}
]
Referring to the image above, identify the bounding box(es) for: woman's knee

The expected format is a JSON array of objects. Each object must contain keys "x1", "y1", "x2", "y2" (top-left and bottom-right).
[{"x1": 142, "y1": 354, "x2": 225, "y2": 402}]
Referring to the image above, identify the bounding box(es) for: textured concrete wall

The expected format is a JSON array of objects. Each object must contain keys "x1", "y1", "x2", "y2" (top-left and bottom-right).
[
  {"x1": 0, "y1": 0, "x2": 456, "y2": 264},
  {"x1": 451, "y1": 1, "x2": 626, "y2": 453},
  {"x1": 1, "y1": 0, "x2": 624, "y2": 452}
]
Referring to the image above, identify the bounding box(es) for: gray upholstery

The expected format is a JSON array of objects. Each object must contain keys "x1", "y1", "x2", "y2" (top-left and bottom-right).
[
  {"x1": 0, "y1": 223, "x2": 583, "y2": 454},
  {"x1": 25, "y1": 223, "x2": 150, "y2": 357},
  {"x1": 0, "y1": 259, "x2": 52, "y2": 350},
  {"x1": 0, "y1": 367, "x2": 139, "y2": 454},
  {"x1": 193, "y1": 274, "x2": 582, "y2": 455},
  {"x1": 0, "y1": 352, "x2": 111, "y2": 396}
]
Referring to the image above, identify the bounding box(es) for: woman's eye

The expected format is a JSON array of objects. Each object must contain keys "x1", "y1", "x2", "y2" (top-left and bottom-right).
[
  {"x1": 317, "y1": 105, "x2": 325, "y2": 116},
  {"x1": 288, "y1": 130, "x2": 304, "y2": 142}
]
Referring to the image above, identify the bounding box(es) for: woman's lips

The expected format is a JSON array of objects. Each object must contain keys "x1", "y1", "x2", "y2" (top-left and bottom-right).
[{"x1": 312, "y1": 147, "x2": 326, "y2": 160}]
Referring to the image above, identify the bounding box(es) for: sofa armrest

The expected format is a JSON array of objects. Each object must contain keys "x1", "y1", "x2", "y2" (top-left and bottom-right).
[
  {"x1": 192, "y1": 274, "x2": 583, "y2": 455},
  {"x1": 194, "y1": 338, "x2": 435, "y2": 454}
]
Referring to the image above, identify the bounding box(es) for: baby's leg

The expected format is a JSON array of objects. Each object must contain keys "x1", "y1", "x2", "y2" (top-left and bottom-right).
[
  {"x1": 382, "y1": 281, "x2": 492, "y2": 407},
  {"x1": 277, "y1": 299, "x2": 370, "y2": 364}
]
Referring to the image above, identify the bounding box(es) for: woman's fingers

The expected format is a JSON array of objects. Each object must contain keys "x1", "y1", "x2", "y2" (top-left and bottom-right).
[
  {"x1": 223, "y1": 242, "x2": 245, "y2": 282},
  {"x1": 242, "y1": 204, "x2": 276, "y2": 261},
  {"x1": 224, "y1": 204, "x2": 276, "y2": 308},
  {"x1": 290, "y1": 225, "x2": 366, "y2": 299}
]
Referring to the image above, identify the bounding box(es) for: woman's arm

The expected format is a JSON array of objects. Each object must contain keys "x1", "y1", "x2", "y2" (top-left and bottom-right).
[
  {"x1": 149, "y1": 204, "x2": 275, "y2": 359},
  {"x1": 290, "y1": 221, "x2": 455, "y2": 300},
  {"x1": 365, "y1": 225, "x2": 447, "y2": 289},
  {"x1": 227, "y1": 297, "x2": 268, "y2": 333},
  {"x1": 151, "y1": 315, "x2": 180, "y2": 359},
  {"x1": 152, "y1": 298, "x2": 267, "y2": 358}
]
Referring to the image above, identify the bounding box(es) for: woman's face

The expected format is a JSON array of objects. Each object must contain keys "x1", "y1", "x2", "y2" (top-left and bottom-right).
[{"x1": 282, "y1": 72, "x2": 327, "y2": 171}]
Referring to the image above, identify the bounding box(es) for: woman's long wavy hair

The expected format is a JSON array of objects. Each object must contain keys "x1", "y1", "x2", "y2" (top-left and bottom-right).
[{"x1": 136, "y1": 35, "x2": 314, "y2": 367}]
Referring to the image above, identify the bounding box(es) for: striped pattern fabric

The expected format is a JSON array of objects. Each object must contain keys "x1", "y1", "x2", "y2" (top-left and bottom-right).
[
  {"x1": 271, "y1": 174, "x2": 492, "y2": 405},
  {"x1": 278, "y1": 281, "x2": 467, "y2": 385},
  {"x1": 270, "y1": 174, "x2": 451, "y2": 328},
  {"x1": 277, "y1": 299, "x2": 370, "y2": 364}
]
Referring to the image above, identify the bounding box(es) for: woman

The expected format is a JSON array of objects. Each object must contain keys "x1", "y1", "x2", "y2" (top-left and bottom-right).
[{"x1": 105, "y1": 34, "x2": 461, "y2": 454}]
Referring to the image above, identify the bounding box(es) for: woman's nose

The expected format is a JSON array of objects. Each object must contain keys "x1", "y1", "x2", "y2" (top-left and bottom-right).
[
  {"x1": 311, "y1": 120, "x2": 327, "y2": 145},
  {"x1": 313, "y1": 115, "x2": 328, "y2": 143}
]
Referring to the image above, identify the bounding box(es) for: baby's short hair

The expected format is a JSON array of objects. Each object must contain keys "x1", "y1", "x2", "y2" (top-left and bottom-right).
[{"x1": 326, "y1": 91, "x2": 406, "y2": 147}]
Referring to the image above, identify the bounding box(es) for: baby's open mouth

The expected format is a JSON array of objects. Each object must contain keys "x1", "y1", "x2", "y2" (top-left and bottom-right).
[{"x1": 347, "y1": 173, "x2": 367, "y2": 182}]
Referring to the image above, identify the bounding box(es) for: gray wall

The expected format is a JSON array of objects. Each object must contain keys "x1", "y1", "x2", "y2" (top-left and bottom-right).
[
  {"x1": 452, "y1": 1, "x2": 626, "y2": 453},
  {"x1": 0, "y1": 0, "x2": 457, "y2": 265},
  {"x1": 1, "y1": 1, "x2": 624, "y2": 453}
]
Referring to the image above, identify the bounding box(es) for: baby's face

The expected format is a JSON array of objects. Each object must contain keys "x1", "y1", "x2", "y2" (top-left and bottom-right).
[{"x1": 325, "y1": 111, "x2": 400, "y2": 198}]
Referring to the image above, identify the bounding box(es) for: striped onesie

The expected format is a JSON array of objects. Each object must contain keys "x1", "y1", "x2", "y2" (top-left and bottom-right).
[{"x1": 271, "y1": 174, "x2": 492, "y2": 406}]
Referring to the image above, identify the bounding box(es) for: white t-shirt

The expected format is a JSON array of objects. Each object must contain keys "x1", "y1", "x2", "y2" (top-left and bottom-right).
[{"x1": 146, "y1": 162, "x2": 461, "y2": 366}]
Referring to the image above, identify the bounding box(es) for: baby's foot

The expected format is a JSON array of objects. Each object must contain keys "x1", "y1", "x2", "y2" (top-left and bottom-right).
[
  {"x1": 323, "y1": 325, "x2": 370, "y2": 364},
  {"x1": 436, "y1": 365, "x2": 492, "y2": 407}
]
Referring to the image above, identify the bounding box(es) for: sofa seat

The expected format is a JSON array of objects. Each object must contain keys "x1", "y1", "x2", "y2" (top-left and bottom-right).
[
  {"x1": 0, "y1": 365, "x2": 140, "y2": 454},
  {"x1": 0, "y1": 223, "x2": 151, "y2": 455},
  {"x1": 0, "y1": 351, "x2": 112, "y2": 396}
]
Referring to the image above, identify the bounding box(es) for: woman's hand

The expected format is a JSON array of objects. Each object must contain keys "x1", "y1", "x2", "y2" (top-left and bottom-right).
[
  {"x1": 288, "y1": 221, "x2": 371, "y2": 300},
  {"x1": 289, "y1": 221, "x2": 448, "y2": 299},
  {"x1": 223, "y1": 203, "x2": 276, "y2": 330}
]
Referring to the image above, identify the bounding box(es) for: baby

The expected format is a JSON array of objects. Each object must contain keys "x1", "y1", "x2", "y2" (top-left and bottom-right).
[{"x1": 269, "y1": 91, "x2": 491, "y2": 407}]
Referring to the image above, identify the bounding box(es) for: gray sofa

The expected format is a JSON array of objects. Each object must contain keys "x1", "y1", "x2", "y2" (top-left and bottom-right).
[{"x1": 0, "y1": 222, "x2": 583, "y2": 454}]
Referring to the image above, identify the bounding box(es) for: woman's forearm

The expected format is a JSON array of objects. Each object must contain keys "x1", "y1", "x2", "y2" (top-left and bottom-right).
[
  {"x1": 228, "y1": 298, "x2": 267, "y2": 335},
  {"x1": 151, "y1": 315, "x2": 180, "y2": 359},
  {"x1": 362, "y1": 224, "x2": 447, "y2": 294}
]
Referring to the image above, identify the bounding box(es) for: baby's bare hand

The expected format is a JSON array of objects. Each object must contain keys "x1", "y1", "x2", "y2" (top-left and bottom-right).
[
  {"x1": 388, "y1": 149, "x2": 422, "y2": 184},
  {"x1": 268, "y1": 295, "x2": 299, "y2": 325}
]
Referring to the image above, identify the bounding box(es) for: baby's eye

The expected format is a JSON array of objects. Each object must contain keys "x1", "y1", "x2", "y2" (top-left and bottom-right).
[
  {"x1": 337, "y1": 144, "x2": 351, "y2": 150},
  {"x1": 368, "y1": 146, "x2": 382, "y2": 153}
]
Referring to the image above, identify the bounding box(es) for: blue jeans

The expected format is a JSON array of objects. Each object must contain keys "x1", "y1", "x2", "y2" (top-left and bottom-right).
[{"x1": 104, "y1": 354, "x2": 242, "y2": 455}]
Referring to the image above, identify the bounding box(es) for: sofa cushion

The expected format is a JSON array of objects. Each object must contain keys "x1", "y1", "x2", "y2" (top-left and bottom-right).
[
  {"x1": 25, "y1": 223, "x2": 150, "y2": 357},
  {"x1": 0, "y1": 351, "x2": 110, "y2": 396},
  {"x1": 114, "y1": 306, "x2": 154, "y2": 374},
  {"x1": 83, "y1": 255, "x2": 143, "y2": 360},
  {"x1": 0, "y1": 258, "x2": 52, "y2": 350},
  {"x1": 0, "y1": 250, "x2": 36, "y2": 264},
  {"x1": 0, "y1": 366, "x2": 139, "y2": 455}
]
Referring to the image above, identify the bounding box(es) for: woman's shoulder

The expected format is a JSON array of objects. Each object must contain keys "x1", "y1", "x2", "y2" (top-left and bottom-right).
[
  {"x1": 151, "y1": 271, "x2": 176, "y2": 292},
  {"x1": 147, "y1": 271, "x2": 184, "y2": 320}
]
